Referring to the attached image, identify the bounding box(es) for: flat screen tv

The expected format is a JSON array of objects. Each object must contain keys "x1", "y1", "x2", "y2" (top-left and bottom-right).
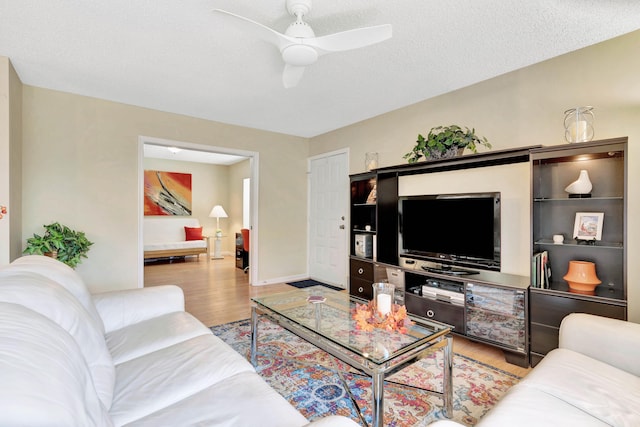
[{"x1": 398, "y1": 192, "x2": 501, "y2": 273}]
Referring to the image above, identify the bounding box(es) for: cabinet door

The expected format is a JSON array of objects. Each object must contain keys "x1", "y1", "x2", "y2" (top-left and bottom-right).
[
  {"x1": 530, "y1": 292, "x2": 626, "y2": 327},
  {"x1": 465, "y1": 284, "x2": 526, "y2": 351},
  {"x1": 529, "y1": 291, "x2": 626, "y2": 359}
]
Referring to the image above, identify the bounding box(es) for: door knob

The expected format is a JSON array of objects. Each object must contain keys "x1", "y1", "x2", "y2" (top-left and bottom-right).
[{"x1": 339, "y1": 225, "x2": 345, "y2": 229}]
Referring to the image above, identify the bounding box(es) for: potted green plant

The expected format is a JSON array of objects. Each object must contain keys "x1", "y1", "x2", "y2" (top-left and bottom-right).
[
  {"x1": 403, "y1": 125, "x2": 491, "y2": 163},
  {"x1": 24, "y1": 222, "x2": 93, "y2": 268}
]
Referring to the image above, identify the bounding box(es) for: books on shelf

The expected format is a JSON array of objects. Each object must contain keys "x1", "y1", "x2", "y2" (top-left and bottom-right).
[{"x1": 531, "y1": 251, "x2": 551, "y2": 288}]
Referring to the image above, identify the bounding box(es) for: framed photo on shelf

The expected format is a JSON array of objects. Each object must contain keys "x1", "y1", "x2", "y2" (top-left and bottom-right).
[{"x1": 573, "y1": 212, "x2": 604, "y2": 241}]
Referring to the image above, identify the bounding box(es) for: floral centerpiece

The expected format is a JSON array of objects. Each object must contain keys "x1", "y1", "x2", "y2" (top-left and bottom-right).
[{"x1": 352, "y1": 300, "x2": 413, "y2": 334}]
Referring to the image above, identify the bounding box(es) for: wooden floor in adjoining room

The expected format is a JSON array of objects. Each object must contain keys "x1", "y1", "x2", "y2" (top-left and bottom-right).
[{"x1": 144, "y1": 255, "x2": 530, "y2": 378}]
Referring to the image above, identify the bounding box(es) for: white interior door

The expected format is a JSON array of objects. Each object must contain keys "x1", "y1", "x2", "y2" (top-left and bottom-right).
[{"x1": 308, "y1": 151, "x2": 349, "y2": 287}]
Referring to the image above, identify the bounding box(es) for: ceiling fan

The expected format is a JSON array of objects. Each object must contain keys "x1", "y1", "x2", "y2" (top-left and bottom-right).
[{"x1": 213, "y1": 0, "x2": 392, "y2": 88}]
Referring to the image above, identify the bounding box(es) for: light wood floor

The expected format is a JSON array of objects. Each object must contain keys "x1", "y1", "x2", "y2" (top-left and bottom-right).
[{"x1": 144, "y1": 255, "x2": 531, "y2": 378}]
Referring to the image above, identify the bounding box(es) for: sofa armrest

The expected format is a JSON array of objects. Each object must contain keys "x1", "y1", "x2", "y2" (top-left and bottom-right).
[
  {"x1": 92, "y1": 285, "x2": 185, "y2": 333},
  {"x1": 559, "y1": 313, "x2": 640, "y2": 376}
]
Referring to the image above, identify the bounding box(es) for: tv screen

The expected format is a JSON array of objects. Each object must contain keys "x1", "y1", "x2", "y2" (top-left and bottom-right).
[{"x1": 399, "y1": 193, "x2": 501, "y2": 271}]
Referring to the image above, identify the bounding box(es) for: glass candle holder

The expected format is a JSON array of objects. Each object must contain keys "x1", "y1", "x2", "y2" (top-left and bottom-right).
[
  {"x1": 365, "y1": 152, "x2": 379, "y2": 172},
  {"x1": 564, "y1": 106, "x2": 594, "y2": 143},
  {"x1": 372, "y1": 282, "x2": 395, "y2": 316}
]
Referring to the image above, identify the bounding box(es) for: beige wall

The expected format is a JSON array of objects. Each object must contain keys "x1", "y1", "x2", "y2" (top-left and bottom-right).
[
  {"x1": 398, "y1": 163, "x2": 530, "y2": 277},
  {"x1": 0, "y1": 57, "x2": 22, "y2": 264},
  {"x1": 21, "y1": 87, "x2": 309, "y2": 292},
  {"x1": 310, "y1": 30, "x2": 640, "y2": 322},
  {"x1": 229, "y1": 159, "x2": 251, "y2": 239}
]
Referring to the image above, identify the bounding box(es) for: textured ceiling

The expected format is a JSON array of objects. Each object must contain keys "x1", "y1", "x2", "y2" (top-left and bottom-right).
[{"x1": 2, "y1": 1, "x2": 640, "y2": 138}]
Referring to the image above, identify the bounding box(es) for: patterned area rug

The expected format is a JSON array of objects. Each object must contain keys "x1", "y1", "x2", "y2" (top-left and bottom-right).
[{"x1": 211, "y1": 319, "x2": 520, "y2": 427}]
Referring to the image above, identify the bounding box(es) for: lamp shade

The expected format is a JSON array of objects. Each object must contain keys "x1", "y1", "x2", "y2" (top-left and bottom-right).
[{"x1": 209, "y1": 205, "x2": 228, "y2": 218}]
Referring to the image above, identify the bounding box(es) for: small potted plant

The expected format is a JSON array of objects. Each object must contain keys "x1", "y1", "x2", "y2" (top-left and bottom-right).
[
  {"x1": 404, "y1": 125, "x2": 491, "y2": 163},
  {"x1": 24, "y1": 222, "x2": 93, "y2": 268}
]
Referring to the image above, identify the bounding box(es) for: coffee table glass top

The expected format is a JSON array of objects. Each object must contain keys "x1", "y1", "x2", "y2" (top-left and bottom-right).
[{"x1": 252, "y1": 286, "x2": 451, "y2": 364}]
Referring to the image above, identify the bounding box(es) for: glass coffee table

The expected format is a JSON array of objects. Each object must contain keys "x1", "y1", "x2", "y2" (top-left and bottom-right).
[{"x1": 251, "y1": 286, "x2": 453, "y2": 427}]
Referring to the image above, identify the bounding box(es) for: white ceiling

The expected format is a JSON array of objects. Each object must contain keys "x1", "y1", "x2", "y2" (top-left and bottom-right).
[
  {"x1": 2, "y1": 1, "x2": 640, "y2": 138},
  {"x1": 143, "y1": 143, "x2": 248, "y2": 165}
]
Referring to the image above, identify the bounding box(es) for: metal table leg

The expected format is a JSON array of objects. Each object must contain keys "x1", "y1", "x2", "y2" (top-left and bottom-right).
[
  {"x1": 443, "y1": 334, "x2": 453, "y2": 417},
  {"x1": 371, "y1": 369, "x2": 384, "y2": 427},
  {"x1": 250, "y1": 306, "x2": 258, "y2": 367}
]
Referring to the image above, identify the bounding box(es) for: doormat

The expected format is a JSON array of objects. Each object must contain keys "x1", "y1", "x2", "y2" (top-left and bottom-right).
[
  {"x1": 287, "y1": 279, "x2": 344, "y2": 292},
  {"x1": 211, "y1": 319, "x2": 521, "y2": 426}
]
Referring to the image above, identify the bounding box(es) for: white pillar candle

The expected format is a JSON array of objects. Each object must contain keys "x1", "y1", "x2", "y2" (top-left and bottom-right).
[
  {"x1": 377, "y1": 293, "x2": 392, "y2": 316},
  {"x1": 570, "y1": 120, "x2": 588, "y2": 142}
]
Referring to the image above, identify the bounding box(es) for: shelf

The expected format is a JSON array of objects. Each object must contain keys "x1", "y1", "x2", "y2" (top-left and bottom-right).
[
  {"x1": 533, "y1": 196, "x2": 623, "y2": 202},
  {"x1": 375, "y1": 145, "x2": 536, "y2": 175},
  {"x1": 353, "y1": 203, "x2": 376, "y2": 207},
  {"x1": 353, "y1": 229, "x2": 376, "y2": 234},
  {"x1": 351, "y1": 255, "x2": 373, "y2": 261},
  {"x1": 535, "y1": 239, "x2": 623, "y2": 249},
  {"x1": 531, "y1": 281, "x2": 626, "y2": 303}
]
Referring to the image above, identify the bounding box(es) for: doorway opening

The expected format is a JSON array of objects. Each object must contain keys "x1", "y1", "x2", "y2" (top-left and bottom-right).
[{"x1": 138, "y1": 136, "x2": 259, "y2": 287}]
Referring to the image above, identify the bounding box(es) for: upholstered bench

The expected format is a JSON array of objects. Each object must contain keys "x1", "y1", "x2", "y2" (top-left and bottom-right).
[{"x1": 143, "y1": 217, "x2": 208, "y2": 259}]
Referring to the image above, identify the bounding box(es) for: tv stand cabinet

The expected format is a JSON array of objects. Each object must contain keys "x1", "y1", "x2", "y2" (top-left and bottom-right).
[
  {"x1": 348, "y1": 147, "x2": 534, "y2": 366},
  {"x1": 385, "y1": 260, "x2": 530, "y2": 367}
]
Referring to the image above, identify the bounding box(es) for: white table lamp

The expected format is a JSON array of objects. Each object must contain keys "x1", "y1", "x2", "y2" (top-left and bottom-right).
[
  {"x1": 209, "y1": 205, "x2": 228, "y2": 232},
  {"x1": 209, "y1": 205, "x2": 228, "y2": 259}
]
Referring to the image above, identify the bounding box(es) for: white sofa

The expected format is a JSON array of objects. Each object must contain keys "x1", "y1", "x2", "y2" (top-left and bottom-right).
[
  {"x1": 143, "y1": 217, "x2": 208, "y2": 259},
  {"x1": 0, "y1": 255, "x2": 359, "y2": 427},
  {"x1": 430, "y1": 313, "x2": 640, "y2": 427}
]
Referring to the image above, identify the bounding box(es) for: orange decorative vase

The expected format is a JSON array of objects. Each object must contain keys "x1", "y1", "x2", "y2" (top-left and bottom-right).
[{"x1": 563, "y1": 261, "x2": 601, "y2": 294}]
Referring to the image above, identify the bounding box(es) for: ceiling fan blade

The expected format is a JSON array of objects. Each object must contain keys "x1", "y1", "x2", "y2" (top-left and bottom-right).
[
  {"x1": 212, "y1": 9, "x2": 295, "y2": 49},
  {"x1": 307, "y1": 24, "x2": 392, "y2": 54},
  {"x1": 282, "y1": 64, "x2": 306, "y2": 88}
]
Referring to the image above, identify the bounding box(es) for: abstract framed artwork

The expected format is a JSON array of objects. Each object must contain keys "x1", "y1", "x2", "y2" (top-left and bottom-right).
[
  {"x1": 144, "y1": 170, "x2": 192, "y2": 216},
  {"x1": 573, "y1": 212, "x2": 604, "y2": 241}
]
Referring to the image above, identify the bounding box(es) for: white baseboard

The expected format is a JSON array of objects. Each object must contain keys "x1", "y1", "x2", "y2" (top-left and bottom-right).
[{"x1": 253, "y1": 273, "x2": 308, "y2": 287}]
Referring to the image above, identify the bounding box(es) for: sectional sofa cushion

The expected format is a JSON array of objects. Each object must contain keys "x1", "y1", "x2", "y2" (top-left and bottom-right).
[
  {"x1": 0, "y1": 302, "x2": 113, "y2": 427},
  {"x1": 110, "y1": 333, "x2": 256, "y2": 426},
  {"x1": 122, "y1": 371, "x2": 310, "y2": 427},
  {"x1": 10, "y1": 254, "x2": 106, "y2": 332},
  {"x1": 105, "y1": 311, "x2": 212, "y2": 364},
  {"x1": 0, "y1": 270, "x2": 115, "y2": 409}
]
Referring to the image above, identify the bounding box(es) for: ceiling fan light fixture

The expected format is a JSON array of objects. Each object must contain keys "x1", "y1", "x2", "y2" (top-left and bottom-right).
[{"x1": 282, "y1": 44, "x2": 318, "y2": 66}]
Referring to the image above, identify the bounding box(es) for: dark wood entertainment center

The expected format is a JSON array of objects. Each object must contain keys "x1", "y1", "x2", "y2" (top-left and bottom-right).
[{"x1": 349, "y1": 138, "x2": 628, "y2": 367}]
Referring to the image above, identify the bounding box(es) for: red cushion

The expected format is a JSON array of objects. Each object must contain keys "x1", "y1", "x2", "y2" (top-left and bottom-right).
[{"x1": 184, "y1": 226, "x2": 203, "y2": 241}]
